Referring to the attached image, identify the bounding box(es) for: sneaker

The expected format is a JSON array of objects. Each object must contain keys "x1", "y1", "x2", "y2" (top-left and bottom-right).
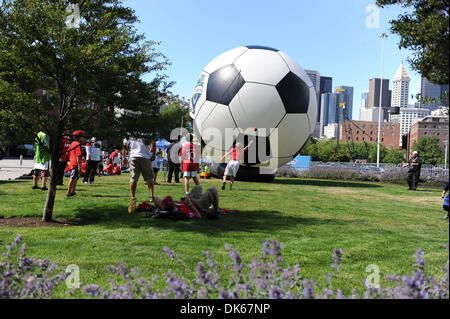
[
  {"x1": 128, "y1": 198, "x2": 137, "y2": 214},
  {"x1": 90, "y1": 182, "x2": 94, "y2": 185},
  {"x1": 83, "y1": 182, "x2": 88, "y2": 184},
  {"x1": 41, "y1": 187, "x2": 48, "y2": 191},
  {"x1": 66, "y1": 193, "x2": 76, "y2": 198},
  {"x1": 149, "y1": 196, "x2": 155, "y2": 203},
  {"x1": 445, "y1": 214, "x2": 449, "y2": 220},
  {"x1": 32, "y1": 185, "x2": 39, "y2": 190}
]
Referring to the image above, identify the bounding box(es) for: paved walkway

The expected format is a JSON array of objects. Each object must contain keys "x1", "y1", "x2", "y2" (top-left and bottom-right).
[{"x1": 0, "y1": 158, "x2": 34, "y2": 181}]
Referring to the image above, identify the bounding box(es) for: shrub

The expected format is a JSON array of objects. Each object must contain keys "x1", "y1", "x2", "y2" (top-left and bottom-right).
[{"x1": 1, "y1": 236, "x2": 448, "y2": 299}]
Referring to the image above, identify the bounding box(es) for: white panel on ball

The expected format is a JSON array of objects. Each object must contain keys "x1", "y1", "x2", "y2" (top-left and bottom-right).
[
  {"x1": 189, "y1": 72, "x2": 209, "y2": 119},
  {"x1": 277, "y1": 51, "x2": 313, "y2": 88},
  {"x1": 234, "y1": 50, "x2": 290, "y2": 85},
  {"x1": 271, "y1": 113, "x2": 310, "y2": 158},
  {"x1": 229, "y1": 83, "x2": 286, "y2": 137},
  {"x1": 199, "y1": 103, "x2": 237, "y2": 151},
  {"x1": 203, "y1": 47, "x2": 248, "y2": 74},
  {"x1": 307, "y1": 86, "x2": 317, "y2": 134},
  {"x1": 194, "y1": 100, "x2": 217, "y2": 135}
]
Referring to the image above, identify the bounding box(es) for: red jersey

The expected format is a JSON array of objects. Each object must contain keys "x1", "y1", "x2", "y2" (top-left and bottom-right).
[
  {"x1": 180, "y1": 143, "x2": 200, "y2": 172},
  {"x1": 231, "y1": 148, "x2": 244, "y2": 162},
  {"x1": 175, "y1": 202, "x2": 200, "y2": 219},
  {"x1": 113, "y1": 165, "x2": 121, "y2": 175},
  {"x1": 60, "y1": 137, "x2": 70, "y2": 162},
  {"x1": 104, "y1": 164, "x2": 114, "y2": 175},
  {"x1": 68, "y1": 141, "x2": 82, "y2": 170}
]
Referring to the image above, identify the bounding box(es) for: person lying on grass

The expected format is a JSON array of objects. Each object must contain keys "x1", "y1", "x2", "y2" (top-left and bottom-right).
[{"x1": 154, "y1": 185, "x2": 220, "y2": 220}]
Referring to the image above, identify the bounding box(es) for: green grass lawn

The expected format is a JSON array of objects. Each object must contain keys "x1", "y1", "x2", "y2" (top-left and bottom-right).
[{"x1": 0, "y1": 174, "x2": 448, "y2": 298}]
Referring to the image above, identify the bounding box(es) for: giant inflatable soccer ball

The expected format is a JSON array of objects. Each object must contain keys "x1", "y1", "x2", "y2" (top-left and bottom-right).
[{"x1": 189, "y1": 45, "x2": 317, "y2": 171}]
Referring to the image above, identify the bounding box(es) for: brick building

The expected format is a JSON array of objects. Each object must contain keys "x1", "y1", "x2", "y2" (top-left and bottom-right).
[
  {"x1": 340, "y1": 120, "x2": 400, "y2": 149},
  {"x1": 408, "y1": 116, "x2": 449, "y2": 151}
]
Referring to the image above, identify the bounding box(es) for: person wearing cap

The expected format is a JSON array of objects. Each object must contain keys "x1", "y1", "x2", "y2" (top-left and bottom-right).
[
  {"x1": 402, "y1": 151, "x2": 422, "y2": 191},
  {"x1": 66, "y1": 130, "x2": 85, "y2": 197},
  {"x1": 83, "y1": 137, "x2": 102, "y2": 185}
]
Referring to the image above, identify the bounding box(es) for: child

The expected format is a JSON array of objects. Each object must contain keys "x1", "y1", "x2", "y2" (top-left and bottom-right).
[
  {"x1": 179, "y1": 133, "x2": 201, "y2": 195},
  {"x1": 66, "y1": 130, "x2": 85, "y2": 197},
  {"x1": 442, "y1": 182, "x2": 449, "y2": 219},
  {"x1": 103, "y1": 159, "x2": 114, "y2": 175},
  {"x1": 220, "y1": 140, "x2": 254, "y2": 191},
  {"x1": 113, "y1": 163, "x2": 122, "y2": 175}
]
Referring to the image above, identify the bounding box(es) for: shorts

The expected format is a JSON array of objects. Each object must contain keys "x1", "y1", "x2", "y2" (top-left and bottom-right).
[
  {"x1": 153, "y1": 167, "x2": 160, "y2": 173},
  {"x1": 33, "y1": 169, "x2": 49, "y2": 178},
  {"x1": 129, "y1": 157, "x2": 154, "y2": 183},
  {"x1": 224, "y1": 160, "x2": 240, "y2": 177},
  {"x1": 183, "y1": 171, "x2": 198, "y2": 178},
  {"x1": 69, "y1": 167, "x2": 80, "y2": 180}
]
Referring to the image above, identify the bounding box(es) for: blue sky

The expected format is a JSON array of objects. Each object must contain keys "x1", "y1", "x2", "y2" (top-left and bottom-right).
[{"x1": 125, "y1": 0, "x2": 420, "y2": 120}]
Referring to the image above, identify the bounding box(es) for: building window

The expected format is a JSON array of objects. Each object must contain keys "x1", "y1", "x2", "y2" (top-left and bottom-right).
[
  {"x1": 424, "y1": 132, "x2": 427, "y2": 135},
  {"x1": 356, "y1": 137, "x2": 359, "y2": 141},
  {"x1": 382, "y1": 138, "x2": 384, "y2": 142}
]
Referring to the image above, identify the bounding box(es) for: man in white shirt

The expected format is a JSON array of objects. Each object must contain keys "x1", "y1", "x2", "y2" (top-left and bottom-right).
[
  {"x1": 83, "y1": 137, "x2": 102, "y2": 185},
  {"x1": 122, "y1": 138, "x2": 156, "y2": 213}
]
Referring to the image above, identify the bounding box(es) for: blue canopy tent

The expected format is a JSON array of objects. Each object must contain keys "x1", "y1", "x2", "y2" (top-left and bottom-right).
[{"x1": 156, "y1": 138, "x2": 171, "y2": 149}]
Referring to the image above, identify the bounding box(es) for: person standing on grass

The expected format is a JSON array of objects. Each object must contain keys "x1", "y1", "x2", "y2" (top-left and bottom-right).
[
  {"x1": 83, "y1": 137, "x2": 101, "y2": 185},
  {"x1": 166, "y1": 138, "x2": 181, "y2": 184},
  {"x1": 122, "y1": 138, "x2": 156, "y2": 214},
  {"x1": 66, "y1": 130, "x2": 85, "y2": 197},
  {"x1": 57, "y1": 130, "x2": 71, "y2": 186},
  {"x1": 441, "y1": 182, "x2": 449, "y2": 220},
  {"x1": 32, "y1": 131, "x2": 51, "y2": 191},
  {"x1": 220, "y1": 140, "x2": 254, "y2": 191},
  {"x1": 402, "y1": 151, "x2": 422, "y2": 191},
  {"x1": 179, "y1": 133, "x2": 201, "y2": 196}
]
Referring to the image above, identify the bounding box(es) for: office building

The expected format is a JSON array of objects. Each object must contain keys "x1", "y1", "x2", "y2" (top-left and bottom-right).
[{"x1": 391, "y1": 63, "x2": 410, "y2": 109}]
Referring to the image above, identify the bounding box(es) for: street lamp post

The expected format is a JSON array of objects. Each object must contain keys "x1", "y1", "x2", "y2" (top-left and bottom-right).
[
  {"x1": 377, "y1": 32, "x2": 388, "y2": 168},
  {"x1": 444, "y1": 140, "x2": 448, "y2": 169}
]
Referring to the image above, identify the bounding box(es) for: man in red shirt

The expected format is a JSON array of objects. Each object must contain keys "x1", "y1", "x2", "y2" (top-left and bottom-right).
[
  {"x1": 66, "y1": 130, "x2": 85, "y2": 197},
  {"x1": 179, "y1": 133, "x2": 201, "y2": 195},
  {"x1": 57, "y1": 130, "x2": 71, "y2": 186},
  {"x1": 220, "y1": 140, "x2": 254, "y2": 191}
]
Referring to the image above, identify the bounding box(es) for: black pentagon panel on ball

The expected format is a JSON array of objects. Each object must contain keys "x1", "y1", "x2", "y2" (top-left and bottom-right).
[
  {"x1": 276, "y1": 72, "x2": 310, "y2": 113},
  {"x1": 245, "y1": 45, "x2": 279, "y2": 52},
  {"x1": 206, "y1": 64, "x2": 245, "y2": 105}
]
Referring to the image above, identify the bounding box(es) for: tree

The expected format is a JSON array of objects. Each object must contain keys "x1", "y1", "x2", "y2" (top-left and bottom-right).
[
  {"x1": 0, "y1": 0, "x2": 171, "y2": 221},
  {"x1": 158, "y1": 102, "x2": 190, "y2": 141},
  {"x1": 412, "y1": 136, "x2": 445, "y2": 165},
  {"x1": 383, "y1": 148, "x2": 406, "y2": 164},
  {"x1": 376, "y1": 0, "x2": 449, "y2": 85}
]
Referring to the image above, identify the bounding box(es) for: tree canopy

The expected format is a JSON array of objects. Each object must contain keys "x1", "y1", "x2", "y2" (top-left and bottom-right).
[
  {"x1": 376, "y1": 0, "x2": 449, "y2": 85},
  {"x1": 0, "y1": 0, "x2": 172, "y2": 220}
]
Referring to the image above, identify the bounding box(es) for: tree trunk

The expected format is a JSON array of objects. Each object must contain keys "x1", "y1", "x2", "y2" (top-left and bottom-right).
[{"x1": 42, "y1": 135, "x2": 61, "y2": 222}]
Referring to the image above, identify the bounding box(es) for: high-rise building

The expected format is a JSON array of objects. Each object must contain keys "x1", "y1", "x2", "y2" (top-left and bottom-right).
[
  {"x1": 320, "y1": 92, "x2": 338, "y2": 137},
  {"x1": 306, "y1": 69, "x2": 322, "y2": 138},
  {"x1": 420, "y1": 77, "x2": 449, "y2": 111},
  {"x1": 368, "y1": 78, "x2": 391, "y2": 121},
  {"x1": 335, "y1": 86, "x2": 353, "y2": 121},
  {"x1": 318, "y1": 76, "x2": 332, "y2": 122},
  {"x1": 391, "y1": 63, "x2": 410, "y2": 109},
  {"x1": 361, "y1": 90, "x2": 369, "y2": 110},
  {"x1": 368, "y1": 78, "x2": 391, "y2": 108}
]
